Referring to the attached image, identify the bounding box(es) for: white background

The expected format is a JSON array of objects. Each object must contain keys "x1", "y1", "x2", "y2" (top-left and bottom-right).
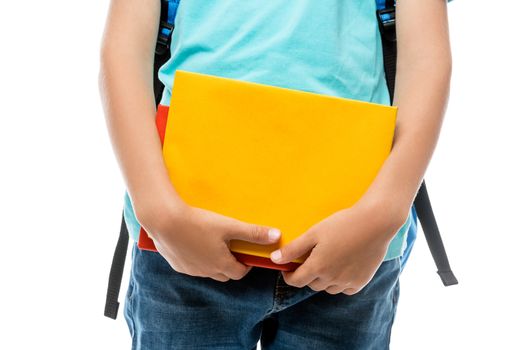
[{"x1": 1, "y1": 0, "x2": 523, "y2": 349}]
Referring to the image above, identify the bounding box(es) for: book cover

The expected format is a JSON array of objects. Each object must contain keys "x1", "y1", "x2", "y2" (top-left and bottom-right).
[{"x1": 138, "y1": 70, "x2": 397, "y2": 271}]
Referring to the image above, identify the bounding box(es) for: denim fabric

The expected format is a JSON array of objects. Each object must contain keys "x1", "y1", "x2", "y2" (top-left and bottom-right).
[{"x1": 124, "y1": 243, "x2": 402, "y2": 349}]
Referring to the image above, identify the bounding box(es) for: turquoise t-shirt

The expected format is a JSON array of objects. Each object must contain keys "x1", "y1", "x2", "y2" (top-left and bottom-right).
[{"x1": 124, "y1": 0, "x2": 426, "y2": 261}]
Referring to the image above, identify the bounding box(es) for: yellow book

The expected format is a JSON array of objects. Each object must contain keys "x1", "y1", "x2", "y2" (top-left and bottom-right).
[{"x1": 146, "y1": 69, "x2": 397, "y2": 270}]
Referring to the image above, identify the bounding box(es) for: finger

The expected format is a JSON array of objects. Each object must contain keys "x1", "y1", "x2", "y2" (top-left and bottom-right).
[
  {"x1": 342, "y1": 287, "x2": 358, "y2": 296},
  {"x1": 306, "y1": 278, "x2": 329, "y2": 292},
  {"x1": 211, "y1": 273, "x2": 230, "y2": 282},
  {"x1": 225, "y1": 221, "x2": 281, "y2": 245},
  {"x1": 224, "y1": 264, "x2": 249, "y2": 281},
  {"x1": 325, "y1": 284, "x2": 347, "y2": 295},
  {"x1": 223, "y1": 255, "x2": 251, "y2": 280},
  {"x1": 270, "y1": 231, "x2": 316, "y2": 265},
  {"x1": 281, "y1": 262, "x2": 318, "y2": 288}
]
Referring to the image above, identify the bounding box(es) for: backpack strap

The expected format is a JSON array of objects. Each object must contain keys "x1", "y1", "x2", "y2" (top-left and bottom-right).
[
  {"x1": 376, "y1": 0, "x2": 458, "y2": 286},
  {"x1": 414, "y1": 182, "x2": 459, "y2": 286},
  {"x1": 154, "y1": 0, "x2": 180, "y2": 105},
  {"x1": 104, "y1": 0, "x2": 181, "y2": 320},
  {"x1": 104, "y1": 210, "x2": 129, "y2": 319}
]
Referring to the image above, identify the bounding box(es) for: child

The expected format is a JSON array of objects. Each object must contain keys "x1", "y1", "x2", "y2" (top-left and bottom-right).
[{"x1": 99, "y1": 0, "x2": 452, "y2": 348}]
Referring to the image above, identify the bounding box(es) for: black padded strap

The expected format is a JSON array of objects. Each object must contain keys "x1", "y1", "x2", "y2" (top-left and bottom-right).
[
  {"x1": 104, "y1": 211, "x2": 130, "y2": 319},
  {"x1": 382, "y1": 37, "x2": 397, "y2": 104},
  {"x1": 153, "y1": 49, "x2": 170, "y2": 106},
  {"x1": 153, "y1": 0, "x2": 174, "y2": 105},
  {"x1": 378, "y1": 4, "x2": 458, "y2": 286},
  {"x1": 414, "y1": 182, "x2": 458, "y2": 286}
]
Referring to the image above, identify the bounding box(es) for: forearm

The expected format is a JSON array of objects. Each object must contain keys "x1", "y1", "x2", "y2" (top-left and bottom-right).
[
  {"x1": 360, "y1": 0, "x2": 452, "y2": 229},
  {"x1": 98, "y1": 0, "x2": 183, "y2": 222},
  {"x1": 363, "y1": 62, "x2": 451, "y2": 215}
]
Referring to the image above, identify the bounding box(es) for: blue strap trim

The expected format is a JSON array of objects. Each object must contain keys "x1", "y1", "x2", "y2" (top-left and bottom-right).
[
  {"x1": 376, "y1": 0, "x2": 395, "y2": 27},
  {"x1": 158, "y1": 0, "x2": 180, "y2": 40},
  {"x1": 376, "y1": 0, "x2": 395, "y2": 11},
  {"x1": 167, "y1": 0, "x2": 180, "y2": 25},
  {"x1": 378, "y1": 11, "x2": 394, "y2": 23},
  {"x1": 160, "y1": 27, "x2": 171, "y2": 38}
]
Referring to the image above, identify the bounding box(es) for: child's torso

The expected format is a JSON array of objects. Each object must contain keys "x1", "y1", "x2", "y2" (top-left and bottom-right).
[{"x1": 158, "y1": 0, "x2": 390, "y2": 106}]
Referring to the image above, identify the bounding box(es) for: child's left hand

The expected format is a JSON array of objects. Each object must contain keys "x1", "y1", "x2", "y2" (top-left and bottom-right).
[{"x1": 271, "y1": 199, "x2": 407, "y2": 295}]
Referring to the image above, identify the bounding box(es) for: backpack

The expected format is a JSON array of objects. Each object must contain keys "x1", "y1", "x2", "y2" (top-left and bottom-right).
[{"x1": 104, "y1": 0, "x2": 458, "y2": 320}]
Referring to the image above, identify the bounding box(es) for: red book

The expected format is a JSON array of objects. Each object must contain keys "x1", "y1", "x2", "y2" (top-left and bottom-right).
[{"x1": 136, "y1": 104, "x2": 169, "y2": 252}]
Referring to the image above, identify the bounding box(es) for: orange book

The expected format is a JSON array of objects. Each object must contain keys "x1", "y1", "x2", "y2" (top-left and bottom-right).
[{"x1": 138, "y1": 70, "x2": 397, "y2": 271}]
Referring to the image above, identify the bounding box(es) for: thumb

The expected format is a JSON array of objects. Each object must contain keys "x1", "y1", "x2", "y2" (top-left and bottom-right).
[
  {"x1": 226, "y1": 222, "x2": 281, "y2": 245},
  {"x1": 270, "y1": 231, "x2": 316, "y2": 264}
]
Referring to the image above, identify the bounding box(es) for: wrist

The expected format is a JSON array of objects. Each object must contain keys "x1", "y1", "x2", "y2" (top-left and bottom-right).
[
  {"x1": 355, "y1": 192, "x2": 411, "y2": 239},
  {"x1": 134, "y1": 188, "x2": 189, "y2": 236}
]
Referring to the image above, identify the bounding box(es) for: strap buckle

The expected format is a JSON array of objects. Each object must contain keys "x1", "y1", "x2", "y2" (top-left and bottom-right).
[
  {"x1": 376, "y1": 7, "x2": 396, "y2": 42},
  {"x1": 155, "y1": 20, "x2": 174, "y2": 56}
]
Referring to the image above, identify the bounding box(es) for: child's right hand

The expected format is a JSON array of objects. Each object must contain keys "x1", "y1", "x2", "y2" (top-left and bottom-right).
[{"x1": 138, "y1": 200, "x2": 281, "y2": 282}]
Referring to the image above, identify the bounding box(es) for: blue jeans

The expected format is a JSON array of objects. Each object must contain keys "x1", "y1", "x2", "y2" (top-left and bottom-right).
[{"x1": 124, "y1": 243, "x2": 402, "y2": 349}]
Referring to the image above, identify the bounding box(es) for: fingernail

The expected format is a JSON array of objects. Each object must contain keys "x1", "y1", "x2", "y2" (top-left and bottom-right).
[
  {"x1": 268, "y1": 228, "x2": 281, "y2": 241},
  {"x1": 271, "y1": 250, "x2": 282, "y2": 262}
]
